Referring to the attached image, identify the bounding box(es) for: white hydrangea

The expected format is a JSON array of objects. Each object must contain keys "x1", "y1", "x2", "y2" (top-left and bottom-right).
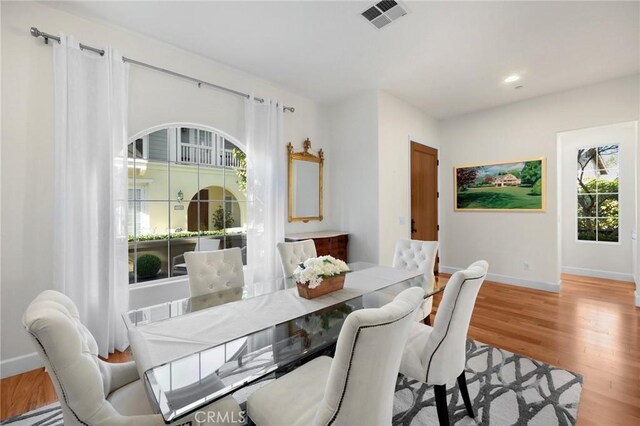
[{"x1": 293, "y1": 255, "x2": 350, "y2": 289}]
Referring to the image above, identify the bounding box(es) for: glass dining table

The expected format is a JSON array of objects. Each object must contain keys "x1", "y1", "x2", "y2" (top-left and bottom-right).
[{"x1": 124, "y1": 263, "x2": 447, "y2": 423}]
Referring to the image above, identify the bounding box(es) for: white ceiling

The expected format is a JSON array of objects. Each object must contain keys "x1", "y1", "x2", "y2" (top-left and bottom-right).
[{"x1": 48, "y1": 1, "x2": 640, "y2": 118}]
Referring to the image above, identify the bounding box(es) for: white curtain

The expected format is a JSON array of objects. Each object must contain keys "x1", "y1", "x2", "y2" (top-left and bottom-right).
[
  {"x1": 53, "y1": 35, "x2": 129, "y2": 357},
  {"x1": 245, "y1": 96, "x2": 286, "y2": 284}
]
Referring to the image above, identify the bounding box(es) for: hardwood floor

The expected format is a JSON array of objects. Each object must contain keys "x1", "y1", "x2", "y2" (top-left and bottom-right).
[
  {"x1": 1, "y1": 274, "x2": 638, "y2": 424},
  {"x1": 434, "y1": 273, "x2": 639, "y2": 426},
  {"x1": 0, "y1": 368, "x2": 56, "y2": 422}
]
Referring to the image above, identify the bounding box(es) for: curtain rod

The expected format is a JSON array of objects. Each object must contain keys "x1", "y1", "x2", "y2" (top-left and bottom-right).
[{"x1": 30, "y1": 27, "x2": 295, "y2": 113}]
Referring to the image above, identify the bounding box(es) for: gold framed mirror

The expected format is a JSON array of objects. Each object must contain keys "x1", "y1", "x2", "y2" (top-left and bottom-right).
[{"x1": 288, "y1": 138, "x2": 323, "y2": 222}]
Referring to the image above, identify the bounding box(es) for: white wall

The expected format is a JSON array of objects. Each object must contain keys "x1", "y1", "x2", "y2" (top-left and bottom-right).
[
  {"x1": 377, "y1": 91, "x2": 439, "y2": 265},
  {"x1": 326, "y1": 92, "x2": 379, "y2": 263},
  {"x1": 559, "y1": 122, "x2": 637, "y2": 281},
  {"x1": 325, "y1": 90, "x2": 440, "y2": 265},
  {"x1": 440, "y1": 75, "x2": 640, "y2": 291},
  {"x1": 0, "y1": 1, "x2": 332, "y2": 377}
]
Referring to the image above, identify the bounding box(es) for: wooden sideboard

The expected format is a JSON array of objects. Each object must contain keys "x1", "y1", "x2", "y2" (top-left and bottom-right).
[{"x1": 285, "y1": 231, "x2": 349, "y2": 263}]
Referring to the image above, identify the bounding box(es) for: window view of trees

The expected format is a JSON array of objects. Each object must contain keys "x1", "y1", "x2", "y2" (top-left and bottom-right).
[
  {"x1": 127, "y1": 125, "x2": 247, "y2": 284},
  {"x1": 577, "y1": 144, "x2": 619, "y2": 242}
]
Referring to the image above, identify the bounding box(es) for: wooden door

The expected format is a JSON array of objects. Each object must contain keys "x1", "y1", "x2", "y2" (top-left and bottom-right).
[
  {"x1": 410, "y1": 142, "x2": 439, "y2": 270},
  {"x1": 187, "y1": 189, "x2": 209, "y2": 231}
]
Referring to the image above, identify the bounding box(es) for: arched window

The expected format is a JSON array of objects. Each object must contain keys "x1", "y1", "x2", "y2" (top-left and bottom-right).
[{"x1": 127, "y1": 123, "x2": 247, "y2": 284}]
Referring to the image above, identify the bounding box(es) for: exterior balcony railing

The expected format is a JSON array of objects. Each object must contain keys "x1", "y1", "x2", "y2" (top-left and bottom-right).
[{"x1": 178, "y1": 143, "x2": 241, "y2": 168}]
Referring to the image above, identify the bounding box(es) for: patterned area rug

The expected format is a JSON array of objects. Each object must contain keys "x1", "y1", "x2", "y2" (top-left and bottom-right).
[
  {"x1": 1, "y1": 340, "x2": 582, "y2": 426},
  {"x1": 1, "y1": 403, "x2": 62, "y2": 426},
  {"x1": 393, "y1": 340, "x2": 583, "y2": 425}
]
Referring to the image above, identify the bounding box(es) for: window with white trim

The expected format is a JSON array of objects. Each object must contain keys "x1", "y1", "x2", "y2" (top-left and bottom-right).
[
  {"x1": 576, "y1": 144, "x2": 619, "y2": 242},
  {"x1": 128, "y1": 124, "x2": 247, "y2": 284}
]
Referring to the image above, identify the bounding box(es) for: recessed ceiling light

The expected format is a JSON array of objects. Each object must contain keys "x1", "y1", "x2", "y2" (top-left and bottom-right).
[{"x1": 504, "y1": 75, "x2": 521, "y2": 83}]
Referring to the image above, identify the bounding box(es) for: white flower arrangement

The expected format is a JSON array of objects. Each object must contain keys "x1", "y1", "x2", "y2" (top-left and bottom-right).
[{"x1": 293, "y1": 255, "x2": 350, "y2": 289}]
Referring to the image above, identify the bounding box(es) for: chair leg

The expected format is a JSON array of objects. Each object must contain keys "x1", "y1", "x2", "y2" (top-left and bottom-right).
[
  {"x1": 457, "y1": 371, "x2": 475, "y2": 418},
  {"x1": 434, "y1": 384, "x2": 449, "y2": 426},
  {"x1": 423, "y1": 314, "x2": 431, "y2": 326}
]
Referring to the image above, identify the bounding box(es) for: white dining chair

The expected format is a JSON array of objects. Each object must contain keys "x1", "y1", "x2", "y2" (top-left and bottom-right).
[
  {"x1": 247, "y1": 286, "x2": 425, "y2": 426},
  {"x1": 276, "y1": 240, "x2": 317, "y2": 278},
  {"x1": 392, "y1": 239, "x2": 439, "y2": 325},
  {"x1": 172, "y1": 237, "x2": 221, "y2": 275},
  {"x1": 185, "y1": 247, "x2": 244, "y2": 297},
  {"x1": 22, "y1": 290, "x2": 241, "y2": 426},
  {"x1": 400, "y1": 260, "x2": 489, "y2": 426}
]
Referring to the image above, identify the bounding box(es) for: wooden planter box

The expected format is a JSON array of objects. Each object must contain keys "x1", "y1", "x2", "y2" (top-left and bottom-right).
[{"x1": 296, "y1": 274, "x2": 346, "y2": 299}]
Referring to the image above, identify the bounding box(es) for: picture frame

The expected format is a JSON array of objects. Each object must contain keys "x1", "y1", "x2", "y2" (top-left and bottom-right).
[{"x1": 454, "y1": 157, "x2": 546, "y2": 212}]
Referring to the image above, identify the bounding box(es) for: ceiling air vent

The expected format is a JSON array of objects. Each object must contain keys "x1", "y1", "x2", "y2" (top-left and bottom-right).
[{"x1": 361, "y1": 0, "x2": 408, "y2": 29}]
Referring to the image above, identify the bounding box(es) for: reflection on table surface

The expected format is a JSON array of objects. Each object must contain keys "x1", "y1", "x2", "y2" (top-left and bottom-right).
[
  {"x1": 140, "y1": 270, "x2": 446, "y2": 423},
  {"x1": 125, "y1": 278, "x2": 295, "y2": 328}
]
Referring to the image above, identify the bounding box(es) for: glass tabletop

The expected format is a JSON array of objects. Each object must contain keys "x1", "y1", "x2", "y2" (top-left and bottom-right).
[
  {"x1": 124, "y1": 262, "x2": 378, "y2": 329},
  {"x1": 124, "y1": 278, "x2": 296, "y2": 329},
  {"x1": 141, "y1": 273, "x2": 446, "y2": 423}
]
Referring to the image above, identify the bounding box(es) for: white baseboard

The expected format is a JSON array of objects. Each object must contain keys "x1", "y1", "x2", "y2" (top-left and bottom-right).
[
  {"x1": 635, "y1": 291, "x2": 640, "y2": 307},
  {"x1": 440, "y1": 266, "x2": 561, "y2": 293},
  {"x1": 561, "y1": 266, "x2": 634, "y2": 282},
  {"x1": 0, "y1": 352, "x2": 42, "y2": 379}
]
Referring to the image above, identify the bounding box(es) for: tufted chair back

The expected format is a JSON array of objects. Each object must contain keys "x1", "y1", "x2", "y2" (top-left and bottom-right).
[
  {"x1": 392, "y1": 239, "x2": 439, "y2": 275},
  {"x1": 23, "y1": 290, "x2": 132, "y2": 425},
  {"x1": 312, "y1": 287, "x2": 425, "y2": 425},
  {"x1": 276, "y1": 240, "x2": 317, "y2": 277},
  {"x1": 420, "y1": 260, "x2": 488, "y2": 385},
  {"x1": 185, "y1": 247, "x2": 245, "y2": 297},
  {"x1": 392, "y1": 239, "x2": 439, "y2": 320}
]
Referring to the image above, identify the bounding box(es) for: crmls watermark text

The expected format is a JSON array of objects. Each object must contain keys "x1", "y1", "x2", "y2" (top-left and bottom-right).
[{"x1": 194, "y1": 410, "x2": 247, "y2": 424}]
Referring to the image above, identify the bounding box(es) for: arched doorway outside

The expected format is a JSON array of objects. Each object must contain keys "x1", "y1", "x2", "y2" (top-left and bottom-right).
[
  {"x1": 187, "y1": 189, "x2": 209, "y2": 231},
  {"x1": 187, "y1": 186, "x2": 242, "y2": 232}
]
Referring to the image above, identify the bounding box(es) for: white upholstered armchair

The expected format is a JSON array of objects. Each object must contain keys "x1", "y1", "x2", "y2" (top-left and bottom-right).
[
  {"x1": 22, "y1": 290, "x2": 241, "y2": 426},
  {"x1": 400, "y1": 260, "x2": 489, "y2": 426},
  {"x1": 247, "y1": 287, "x2": 425, "y2": 425},
  {"x1": 392, "y1": 239, "x2": 439, "y2": 324},
  {"x1": 276, "y1": 240, "x2": 317, "y2": 277},
  {"x1": 185, "y1": 247, "x2": 244, "y2": 297}
]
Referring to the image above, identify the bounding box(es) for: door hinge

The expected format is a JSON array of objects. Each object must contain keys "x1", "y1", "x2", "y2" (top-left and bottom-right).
[
  {"x1": 437, "y1": 160, "x2": 440, "y2": 166},
  {"x1": 437, "y1": 225, "x2": 440, "y2": 231},
  {"x1": 437, "y1": 191, "x2": 440, "y2": 198}
]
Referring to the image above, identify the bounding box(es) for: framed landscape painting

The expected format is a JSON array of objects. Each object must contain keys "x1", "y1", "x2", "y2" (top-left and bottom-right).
[{"x1": 455, "y1": 157, "x2": 546, "y2": 212}]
